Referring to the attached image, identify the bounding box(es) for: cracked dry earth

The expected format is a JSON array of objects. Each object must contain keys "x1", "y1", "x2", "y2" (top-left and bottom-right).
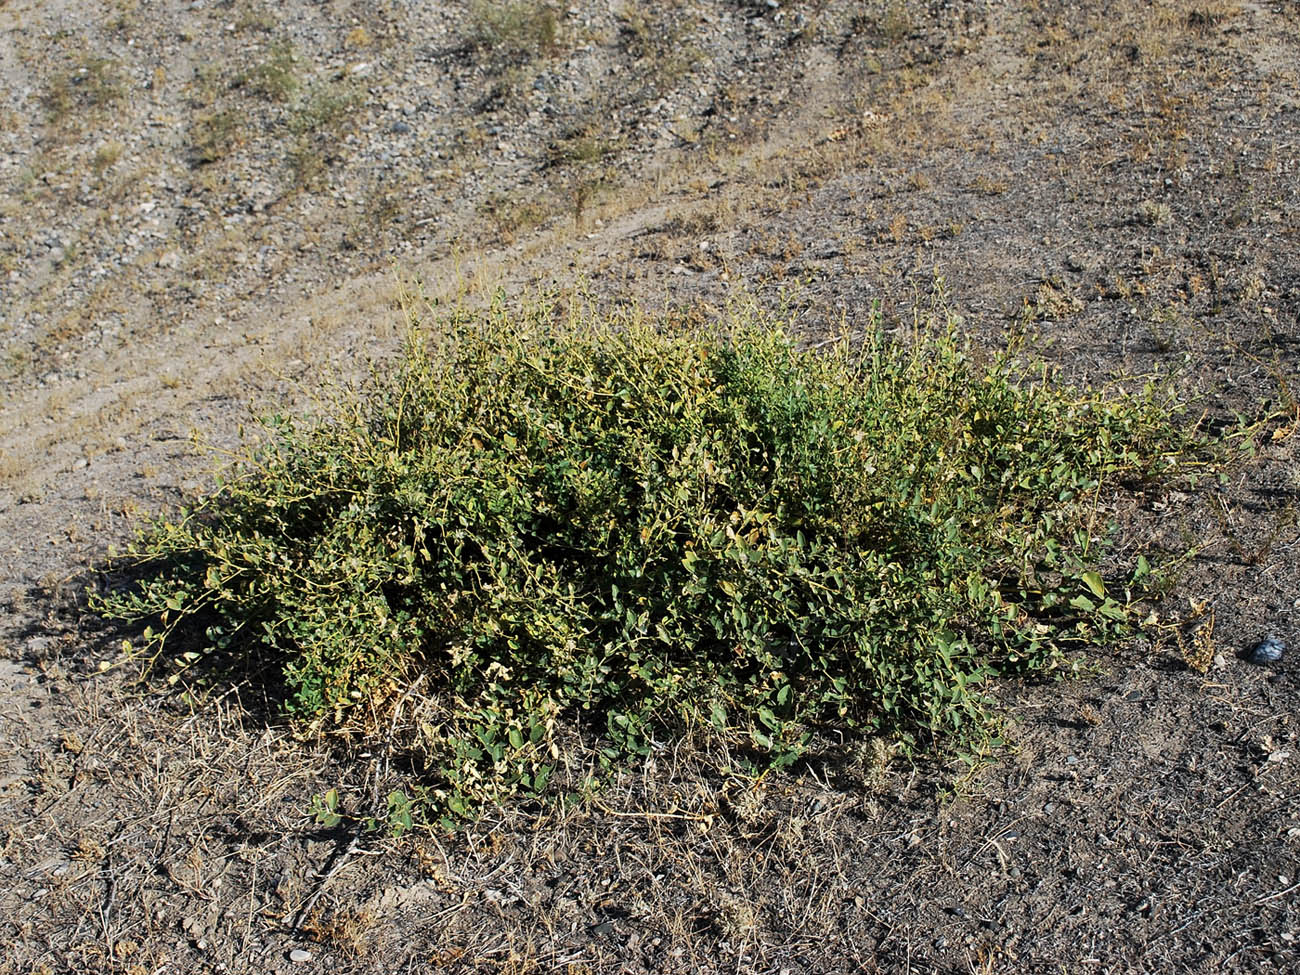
[{"x1": 2, "y1": 0, "x2": 1300, "y2": 972}]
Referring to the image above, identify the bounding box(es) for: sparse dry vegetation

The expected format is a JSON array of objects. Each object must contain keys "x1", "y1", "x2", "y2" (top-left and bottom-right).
[{"x1": 466, "y1": 0, "x2": 560, "y2": 62}]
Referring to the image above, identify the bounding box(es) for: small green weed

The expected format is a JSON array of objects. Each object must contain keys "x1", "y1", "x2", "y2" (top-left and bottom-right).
[
  {"x1": 238, "y1": 40, "x2": 299, "y2": 102},
  {"x1": 189, "y1": 109, "x2": 243, "y2": 165},
  {"x1": 96, "y1": 293, "x2": 1215, "y2": 819},
  {"x1": 44, "y1": 57, "x2": 126, "y2": 124},
  {"x1": 236, "y1": 4, "x2": 279, "y2": 33},
  {"x1": 467, "y1": 0, "x2": 558, "y2": 62},
  {"x1": 310, "y1": 786, "x2": 417, "y2": 837},
  {"x1": 283, "y1": 81, "x2": 364, "y2": 191},
  {"x1": 479, "y1": 190, "x2": 552, "y2": 243},
  {"x1": 549, "y1": 130, "x2": 614, "y2": 167},
  {"x1": 616, "y1": 2, "x2": 697, "y2": 94},
  {"x1": 309, "y1": 787, "x2": 344, "y2": 828},
  {"x1": 288, "y1": 83, "x2": 364, "y2": 138},
  {"x1": 850, "y1": 0, "x2": 912, "y2": 45},
  {"x1": 91, "y1": 140, "x2": 125, "y2": 174},
  {"x1": 287, "y1": 137, "x2": 327, "y2": 189}
]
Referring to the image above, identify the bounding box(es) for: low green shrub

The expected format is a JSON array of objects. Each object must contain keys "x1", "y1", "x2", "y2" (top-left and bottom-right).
[
  {"x1": 466, "y1": 0, "x2": 558, "y2": 61},
  {"x1": 189, "y1": 109, "x2": 243, "y2": 165},
  {"x1": 96, "y1": 293, "x2": 1211, "y2": 816},
  {"x1": 43, "y1": 56, "x2": 126, "y2": 124},
  {"x1": 237, "y1": 40, "x2": 299, "y2": 102}
]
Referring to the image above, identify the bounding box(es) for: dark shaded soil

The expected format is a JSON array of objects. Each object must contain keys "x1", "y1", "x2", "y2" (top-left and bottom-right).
[{"x1": 2, "y1": 1, "x2": 1298, "y2": 973}]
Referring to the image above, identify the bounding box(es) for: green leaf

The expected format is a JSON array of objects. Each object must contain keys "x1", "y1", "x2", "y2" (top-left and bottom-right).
[
  {"x1": 1098, "y1": 598, "x2": 1128, "y2": 621},
  {"x1": 709, "y1": 701, "x2": 727, "y2": 731},
  {"x1": 311, "y1": 789, "x2": 343, "y2": 828},
  {"x1": 388, "y1": 790, "x2": 413, "y2": 836},
  {"x1": 532, "y1": 764, "x2": 552, "y2": 792},
  {"x1": 1081, "y1": 571, "x2": 1106, "y2": 598}
]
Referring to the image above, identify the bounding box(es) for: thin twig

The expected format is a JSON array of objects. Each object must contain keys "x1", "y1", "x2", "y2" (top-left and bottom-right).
[
  {"x1": 290, "y1": 833, "x2": 362, "y2": 931},
  {"x1": 291, "y1": 756, "x2": 387, "y2": 931},
  {"x1": 99, "y1": 862, "x2": 118, "y2": 956},
  {"x1": 1254, "y1": 879, "x2": 1300, "y2": 907},
  {"x1": 590, "y1": 802, "x2": 715, "y2": 823}
]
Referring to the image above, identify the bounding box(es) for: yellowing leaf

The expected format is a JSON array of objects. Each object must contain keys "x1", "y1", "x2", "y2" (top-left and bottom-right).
[{"x1": 1081, "y1": 571, "x2": 1105, "y2": 598}]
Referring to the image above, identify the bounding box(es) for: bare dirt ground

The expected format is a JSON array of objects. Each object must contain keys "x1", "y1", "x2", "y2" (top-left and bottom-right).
[{"x1": 2, "y1": 1, "x2": 1299, "y2": 972}]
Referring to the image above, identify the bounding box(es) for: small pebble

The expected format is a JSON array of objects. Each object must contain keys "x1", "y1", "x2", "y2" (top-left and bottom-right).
[
  {"x1": 1246, "y1": 636, "x2": 1285, "y2": 665},
  {"x1": 289, "y1": 948, "x2": 312, "y2": 963}
]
